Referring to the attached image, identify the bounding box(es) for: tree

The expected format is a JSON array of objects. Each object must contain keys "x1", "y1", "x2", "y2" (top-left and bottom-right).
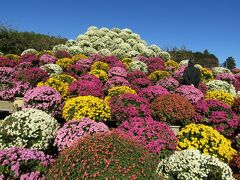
[{"x1": 223, "y1": 57, "x2": 236, "y2": 70}]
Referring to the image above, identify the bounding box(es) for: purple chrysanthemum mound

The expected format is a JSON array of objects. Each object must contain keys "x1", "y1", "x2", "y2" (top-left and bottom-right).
[
  {"x1": 0, "y1": 147, "x2": 53, "y2": 179},
  {"x1": 23, "y1": 86, "x2": 62, "y2": 117},
  {"x1": 54, "y1": 118, "x2": 109, "y2": 151}
]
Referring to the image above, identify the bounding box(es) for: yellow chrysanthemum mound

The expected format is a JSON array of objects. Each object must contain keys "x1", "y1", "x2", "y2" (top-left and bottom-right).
[
  {"x1": 165, "y1": 60, "x2": 179, "y2": 70},
  {"x1": 4, "y1": 54, "x2": 20, "y2": 61},
  {"x1": 56, "y1": 58, "x2": 75, "y2": 69},
  {"x1": 121, "y1": 58, "x2": 133, "y2": 68},
  {"x1": 38, "y1": 78, "x2": 68, "y2": 98},
  {"x1": 62, "y1": 96, "x2": 111, "y2": 122},
  {"x1": 177, "y1": 123, "x2": 237, "y2": 162},
  {"x1": 72, "y1": 54, "x2": 88, "y2": 63},
  {"x1": 200, "y1": 68, "x2": 214, "y2": 82},
  {"x1": 89, "y1": 69, "x2": 108, "y2": 82},
  {"x1": 205, "y1": 90, "x2": 234, "y2": 106},
  {"x1": 51, "y1": 74, "x2": 77, "y2": 85},
  {"x1": 148, "y1": 70, "x2": 171, "y2": 83},
  {"x1": 90, "y1": 61, "x2": 110, "y2": 72}
]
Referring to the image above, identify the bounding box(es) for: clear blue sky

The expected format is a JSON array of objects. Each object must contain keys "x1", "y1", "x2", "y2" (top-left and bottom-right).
[{"x1": 1, "y1": 0, "x2": 240, "y2": 67}]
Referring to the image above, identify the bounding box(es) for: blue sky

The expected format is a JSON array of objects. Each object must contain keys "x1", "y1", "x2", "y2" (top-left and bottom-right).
[{"x1": 1, "y1": 0, "x2": 240, "y2": 67}]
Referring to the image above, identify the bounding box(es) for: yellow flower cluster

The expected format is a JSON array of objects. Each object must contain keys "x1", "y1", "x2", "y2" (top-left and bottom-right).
[
  {"x1": 36, "y1": 50, "x2": 54, "y2": 57},
  {"x1": 4, "y1": 54, "x2": 20, "y2": 61},
  {"x1": 56, "y1": 58, "x2": 75, "y2": 69},
  {"x1": 148, "y1": 70, "x2": 171, "y2": 83},
  {"x1": 108, "y1": 86, "x2": 136, "y2": 97},
  {"x1": 90, "y1": 61, "x2": 110, "y2": 72},
  {"x1": 121, "y1": 58, "x2": 133, "y2": 68},
  {"x1": 177, "y1": 123, "x2": 237, "y2": 162},
  {"x1": 89, "y1": 69, "x2": 108, "y2": 82},
  {"x1": 205, "y1": 90, "x2": 234, "y2": 106},
  {"x1": 72, "y1": 54, "x2": 88, "y2": 63},
  {"x1": 38, "y1": 78, "x2": 68, "y2": 99},
  {"x1": 62, "y1": 96, "x2": 111, "y2": 122},
  {"x1": 200, "y1": 68, "x2": 213, "y2": 82},
  {"x1": 51, "y1": 74, "x2": 77, "y2": 85},
  {"x1": 165, "y1": 60, "x2": 179, "y2": 70}
]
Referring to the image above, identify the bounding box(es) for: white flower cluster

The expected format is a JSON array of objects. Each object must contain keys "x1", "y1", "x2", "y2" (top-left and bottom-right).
[
  {"x1": 206, "y1": 80, "x2": 236, "y2": 96},
  {"x1": 128, "y1": 60, "x2": 148, "y2": 74},
  {"x1": 0, "y1": 52, "x2": 4, "y2": 56},
  {"x1": 179, "y1": 60, "x2": 202, "y2": 69},
  {"x1": 40, "y1": 64, "x2": 63, "y2": 76},
  {"x1": 212, "y1": 67, "x2": 232, "y2": 76},
  {"x1": 236, "y1": 91, "x2": 240, "y2": 97},
  {"x1": 157, "y1": 149, "x2": 235, "y2": 180},
  {"x1": 21, "y1": 48, "x2": 38, "y2": 56},
  {"x1": 0, "y1": 109, "x2": 59, "y2": 150},
  {"x1": 53, "y1": 26, "x2": 166, "y2": 59}
]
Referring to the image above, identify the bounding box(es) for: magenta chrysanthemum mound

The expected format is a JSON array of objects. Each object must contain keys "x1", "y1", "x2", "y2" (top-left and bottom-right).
[{"x1": 138, "y1": 85, "x2": 169, "y2": 102}]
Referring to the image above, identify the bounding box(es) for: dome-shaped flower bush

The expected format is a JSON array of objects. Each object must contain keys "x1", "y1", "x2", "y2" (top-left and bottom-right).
[
  {"x1": 47, "y1": 131, "x2": 159, "y2": 179},
  {"x1": 79, "y1": 73, "x2": 104, "y2": 87},
  {"x1": 194, "y1": 99, "x2": 239, "y2": 137},
  {"x1": 177, "y1": 123, "x2": 237, "y2": 162},
  {"x1": 0, "y1": 67, "x2": 15, "y2": 84},
  {"x1": 212, "y1": 67, "x2": 231, "y2": 76},
  {"x1": 54, "y1": 118, "x2": 109, "y2": 151},
  {"x1": 19, "y1": 54, "x2": 39, "y2": 65},
  {"x1": 130, "y1": 77, "x2": 153, "y2": 92},
  {"x1": 173, "y1": 65, "x2": 186, "y2": 82},
  {"x1": 0, "y1": 147, "x2": 53, "y2": 179},
  {"x1": 157, "y1": 149, "x2": 235, "y2": 180},
  {"x1": 127, "y1": 70, "x2": 148, "y2": 82},
  {"x1": 164, "y1": 60, "x2": 179, "y2": 72},
  {"x1": 63, "y1": 96, "x2": 111, "y2": 122},
  {"x1": 128, "y1": 60, "x2": 148, "y2": 73},
  {"x1": 148, "y1": 70, "x2": 171, "y2": 83},
  {"x1": 107, "y1": 86, "x2": 136, "y2": 98},
  {"x1": 175, "y1": 85, "x2": 204, "y2": 104},
  {"x1": 108, "y1": 66, "x2": 127, "y2": 78},
  {"x1": 21, "y1": 48, "x2": 38, "y2": 56},
  {"x1": 110, "y1": 93, "x2": 152, "y2": 124},
  {"x1": 39, "y1": 54, "x2": 57, "y2": 64},
  {"x1": 54, "y1": 50, "x2": 72, "y2": 59},
  {"x1": 156, "y1": 77, "x2": 179, "y2": 92},
  {"x1": 158, "y1": 51, "x2": 171, "y2": 61},
  {"x1": 40, "y1": 63, "x2": 63, "y2": 77},
  {"x1": 0, "y1": 57, "x2": 17, "y2": 67},
  {"x1": 89, "y1": 69, "x2": 108, "y2": 82},
  {"x1": 15, "y1": 67, "x2": 49, "y2": 86},
  {"x1": 0, "y1": 109, "x2": 59, "y2": 150},
  {"x1": 216, "y1": 72, "x2": 236, "y2": 84},
  {"x1": 138, "y1": 85, "x2": 169, "y2": 103},
  {"x1": 206, "y1": 80, "x2": 236, "y2": 96},
  {"x1": 56, "y1": 57, "x2": 75, "y2": 69},
  {"x1": 68, "y1": 79, "x2": 103, "y2": 98},
  {"x1": 151, "y1": 94, "x2": 196, "y2": 126},
  {"x1": 205, "y1": 90, "x2": 234, "y2": 106},
  {"x1": 90, "y1": 61, "x2": 110, "y2": 72},
  {"x1": 23, "y1": 86, "x2": 62, "y2": 117},
  {"x1": 232, "y1": 97, "x2": 240, "y2": 115},
  {"x1": 200, "y1": 67, "x2": 213, "y2": 82},
  {"x1": 104, "y1": 76, "x2": 129, "y2": 92},
  {"x1": 117, "y1": 117, "x2": 177, "y2": 158}
]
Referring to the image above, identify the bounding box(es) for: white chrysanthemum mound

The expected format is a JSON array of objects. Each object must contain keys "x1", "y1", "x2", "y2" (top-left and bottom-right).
[
  {"x1": 0, "y1": 52, "x2": 4, "y2": 56},
  {"x1": 157, "y1": 149, "x2": 235, "y2": 180},
  {"x1": 0, "y1": 109, "x2": 59, "y2": 150},
  {"x1": 40, "y1": 64, "x2": 63, "y2": 76},
  {"x1": 21, "y1": 48, "x2": 38, "y2": 56},
  {"x1": 206, "y1": 79, "x2": 236, "y2": 96},
  {"x1": 53, "y1": 26, "x2": 171, "y2": 59},
  {"x1": 179, "y1": 59, "x2": 202, "y2": 69},
  {"x1": 212, "y1": 67, "x2": 232, "y2": 76}
]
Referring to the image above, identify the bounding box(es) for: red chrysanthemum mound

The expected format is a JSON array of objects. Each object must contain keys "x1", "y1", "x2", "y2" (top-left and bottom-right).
[
  {"x1": 230, "y1": 153, "x2": 240, "y2": 180},
  {"x1": 47, "y1": 131, "x2": 159, "y2": 179},
  {"x1": 151, "y1": 94, "x2": 196, "y2": 126},
  {"x1": 117, "y1": 117, "x2": 177, "y2": 158},
  {"x1": 232, "y1": 97, "x2": 240, "y2": 115}
]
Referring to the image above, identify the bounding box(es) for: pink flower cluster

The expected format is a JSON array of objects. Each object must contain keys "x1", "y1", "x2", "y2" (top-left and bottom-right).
[
  {"x1": 0, "y1": 57, "x2": 17, "y2": 67},
  {"x1": 136, "y1": 56, "x2": 165, "y2": 73},
  {"x1": 39, "y1": 54, "x2": 57, "y2": 64},
  {"x1": 138, "y1": 85, "x2": 169, "y2": 102},
  {"x1": 54, "y1": 118, "x2": 109, "y2": 151},
  {"x1": 127, "y1": 70, "x2": 148, "y2": 82},
  {"x1": 108, "y1": 67, "x2": 127, "y2": 78},
  {"x1": 175, "y1": 85, "x2": 204, "y2": 104},
  {"x1": 216, "y1": 73, "x2": 236, "y2": 84},
  {"x1": 156, "y1": 77, "x2": 179, "y2": 92},
  {"x1": 130, "y1": 78, "x2": 153, "y2": 92},
  {"x1": 104, "y1": 76, "x2": 129, "y2": 91},
  {"x1": 66, "y1": 64, "x2": 86, "y2": 78},
  {"x1": 117, "y1": 117, "x2": 177, "y2": 158},
  {"x1": 173, "y1": 65, "x2": 186, "y2": 81},
  {"x1": 194, "y1": 99, "x2": 240, "y2": 137},
  {"x1": 76, "y1": 58, "x2": 93, "y2": 70},
  {"x1": 0, "y1": 81, "x2": 32, "y2": 100},
  {"x1": 0, "y1": 147, "x2": 52, "y2": 179},
  {"x1": 19, "y1": 54, "x2": 39, "y2": 65},
  {"x1": 0, "y1": 67, "x2": 15, "y2": 83},
  {"x1": 54, "y1": 50, "x2": 71, "y2": 59},
  {"x1": 110, "y1": 93, "x2": 152, "y2": 125},
  {"x1": 68, "y1": 79, "x2": 104, "y2": 98},
  {"x1": 23, "y1": 86, "x2": 62, "y2": 117}
]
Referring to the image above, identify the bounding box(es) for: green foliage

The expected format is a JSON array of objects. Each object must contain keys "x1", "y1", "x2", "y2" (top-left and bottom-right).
[
  {"x1": 167, "y1": 47, "x2": 219, "y2": 68},
  {"x1": 223, "y1": 56, "x2": 236, "y2": 70},
  {"x1": 0, "y1": 24, "x2": 67, "y2": 54}
]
